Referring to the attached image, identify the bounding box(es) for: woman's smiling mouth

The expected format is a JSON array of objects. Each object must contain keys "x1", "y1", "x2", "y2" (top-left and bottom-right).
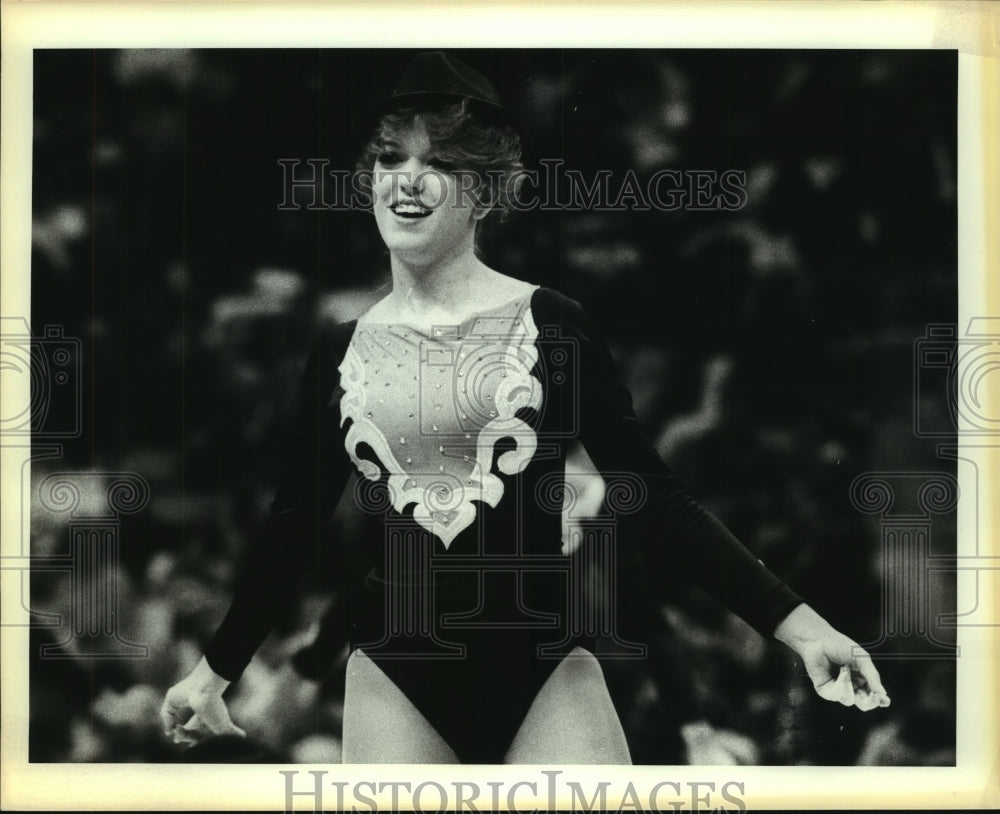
[{"x1": 390, "y1": 201, "x2": 432, "y2": 219}]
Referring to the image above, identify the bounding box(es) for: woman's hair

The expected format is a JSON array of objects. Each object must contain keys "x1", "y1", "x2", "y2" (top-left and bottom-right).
[{"x1": 356, "y1": 99, "x2": 525, "y2": 238}]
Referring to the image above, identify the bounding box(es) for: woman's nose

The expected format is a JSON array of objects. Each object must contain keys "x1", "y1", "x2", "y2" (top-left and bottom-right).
[{"x1": 398, "y1": 157, "x2": 426, "y2": 194}]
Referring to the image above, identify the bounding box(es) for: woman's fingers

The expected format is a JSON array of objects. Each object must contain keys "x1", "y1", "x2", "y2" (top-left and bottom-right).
[
  {"x1": 160, "y1": 683, "x2": 245, "y2": 745},
  {"x1": 851, "y1": 651, "x2": 891, "y2": 708},
  {"x1": 159, "y1": 688, "x2": 193, "y2": 736},
  {"x1": 168, "y1": 713, "x2": 227, "y2": 747},
  {"x1": 853, "y1": 687, "x2": 881, "y2": 712},
  {"x1": 810, "y1": 650, "x2": 891, "y2": 711},
  {"x1": 173, "y1": 713, "x2": 218, "y2": 745},
  {"x1": 802, "y1": 634, "x2": 892, "y2": 712},
  {"x1": 812, "y1": 664, "x2": 843, "y2": 702},
  {"x1": 194, "y1": 695, "x2": 247, "y2": 739},
  {"x1": 171, "y1": 729, "x2": 198, "y2": 745},
  {"x1": 835, "y1": 665, "x2": 855, "y2": 706},
  {"x1": 814, "y1": 664, "x2": 855, "y2": 706},
  {"x1": 159, "y1": 699, "x2": 177, "y2": 735}
]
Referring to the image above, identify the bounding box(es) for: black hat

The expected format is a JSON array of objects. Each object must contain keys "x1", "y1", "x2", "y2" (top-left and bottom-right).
[{"x1": 355, "y1": 51, "x2": 527, "y2": 151}]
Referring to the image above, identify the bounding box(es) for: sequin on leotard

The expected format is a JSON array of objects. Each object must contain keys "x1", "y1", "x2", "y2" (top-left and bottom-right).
[{"x1": 338, "y1": 293, "x2": 542, "y2": 547}]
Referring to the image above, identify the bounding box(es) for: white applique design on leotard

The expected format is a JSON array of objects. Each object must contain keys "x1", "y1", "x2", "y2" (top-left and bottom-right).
[{"x1": 338, "y1": 294, "x2": 542, "y2": 548}]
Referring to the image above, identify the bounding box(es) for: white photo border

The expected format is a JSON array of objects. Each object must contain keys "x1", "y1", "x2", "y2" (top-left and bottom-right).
[{"x1": 1, "y1": 1, "x2": 997, "y2": 810}]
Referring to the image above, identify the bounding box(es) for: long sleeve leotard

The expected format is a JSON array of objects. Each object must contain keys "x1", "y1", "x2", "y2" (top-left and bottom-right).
[{"x1": 204, "y1": 286, "x2": 802, "y2": 762}]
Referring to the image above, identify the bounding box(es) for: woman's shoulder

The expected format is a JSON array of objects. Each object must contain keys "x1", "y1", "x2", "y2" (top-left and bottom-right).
[
  {"x1": 310, "y1": 319, "x2": 360, "y2": 364},
  {"x1": 356, "y1": 289, "x2": 397, "y2": 325},
  {"x1": 530, "y1": 285, "x2": 578, "y2": 309},
  {"x1": 529, "y1": 285, "x2": 590, "y2": 325}
]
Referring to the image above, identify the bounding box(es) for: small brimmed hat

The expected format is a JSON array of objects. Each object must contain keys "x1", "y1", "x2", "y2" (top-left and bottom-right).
[{"x1": 355, "y1": 51, "x2": 528, "y2": 151}]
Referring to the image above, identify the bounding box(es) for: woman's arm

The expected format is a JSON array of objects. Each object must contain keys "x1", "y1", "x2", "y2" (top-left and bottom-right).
[
  {"x1": 203, "y1": 325, "x2": 355, "y2": 681},
  {"x1": 536, "y1": 289, "x2": 889, "y2": 710},
  {"x1": 538, "y1": 289, "x2": 801, "y2": 634},
  {"x1": 161, "y1": 326, "x2": 355, "y2": 744}
]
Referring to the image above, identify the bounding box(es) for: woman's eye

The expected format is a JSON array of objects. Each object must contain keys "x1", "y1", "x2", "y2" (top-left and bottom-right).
[
  {"x1": 428, "y1": 159, "x2": 455, "y2": 172},
  {"x1": 376, "y1": 151, "x2": 403, "y2": 167}
]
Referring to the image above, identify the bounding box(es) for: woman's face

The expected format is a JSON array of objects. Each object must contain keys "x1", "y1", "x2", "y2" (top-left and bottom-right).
[{"x1": 371, "y1": 117, "x2": 484, "y2": 268}]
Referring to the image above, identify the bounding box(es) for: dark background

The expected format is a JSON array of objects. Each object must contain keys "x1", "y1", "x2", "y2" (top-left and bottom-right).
[{"x1": 29, "y1": 48, "x2": 957, "y2": 764}]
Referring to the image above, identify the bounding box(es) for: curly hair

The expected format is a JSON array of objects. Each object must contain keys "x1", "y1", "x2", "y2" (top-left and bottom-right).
[{"x1": 356, "y1": 99, "x2": 525, "y2": 235}]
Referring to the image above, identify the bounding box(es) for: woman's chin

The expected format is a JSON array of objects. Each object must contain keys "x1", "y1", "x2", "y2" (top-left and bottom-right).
[
  {"x1": 382, "y1": 235, "x2": 466, "y2": 269},
  {"x1": 384, "y1": 243, "x2": 442, "y2": 269}
]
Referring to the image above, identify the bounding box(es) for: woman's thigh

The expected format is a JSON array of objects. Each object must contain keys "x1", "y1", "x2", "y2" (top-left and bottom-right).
[
  {"x1": 341, "y1": 649, "x2": 459, "y2": 764},
  {"x1": 504, "y1": 647, "x2": 632, "y2": 764}
]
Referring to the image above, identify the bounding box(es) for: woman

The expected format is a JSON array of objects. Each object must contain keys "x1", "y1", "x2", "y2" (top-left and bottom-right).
[{"x1": 160, "y1": 51, "x2": 890, "y2": 764}]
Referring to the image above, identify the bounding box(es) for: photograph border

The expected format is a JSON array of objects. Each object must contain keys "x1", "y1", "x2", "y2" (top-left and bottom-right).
[{"x1": 2, "y1": 1, "x2": 997, "y2": 810}]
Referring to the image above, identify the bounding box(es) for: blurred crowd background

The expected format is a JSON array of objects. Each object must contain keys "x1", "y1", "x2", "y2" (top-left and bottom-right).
[{"x1": 28, "y1": 48, "x2": 957, "y2": 765}]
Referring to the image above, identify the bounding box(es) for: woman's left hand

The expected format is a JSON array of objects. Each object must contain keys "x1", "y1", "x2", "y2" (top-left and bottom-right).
[{"x1": 775, "y1": 604, "x2": 891, "y2": 711}]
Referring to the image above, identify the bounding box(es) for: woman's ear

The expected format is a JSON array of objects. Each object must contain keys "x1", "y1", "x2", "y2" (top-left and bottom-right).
[{"x1": 470, "y1": 184, "x2": 497, "y2": 223}]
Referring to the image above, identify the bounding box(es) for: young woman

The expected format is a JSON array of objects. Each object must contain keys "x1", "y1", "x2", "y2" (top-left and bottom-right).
[{"x1": 160, "y1": 51, "x2": 890, "y2": 764}]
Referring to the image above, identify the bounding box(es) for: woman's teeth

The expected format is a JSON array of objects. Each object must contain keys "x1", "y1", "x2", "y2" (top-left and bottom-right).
[{"x1": 391, "y1": 202, "x2": 431, "y2": 218}]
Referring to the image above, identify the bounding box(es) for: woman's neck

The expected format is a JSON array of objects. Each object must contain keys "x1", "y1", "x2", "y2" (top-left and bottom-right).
[{"x1": 389, "y1": 251, "x2": 490, "y2": 319}]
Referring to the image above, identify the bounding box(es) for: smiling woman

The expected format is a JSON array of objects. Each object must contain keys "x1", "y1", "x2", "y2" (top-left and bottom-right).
[
  {"x1": 159, "y1": 50, "x2": 891, "y2": 765},
  {"x1": 370, "y1": 117, "x2": 487, "y2": 269},
  {"x1": 359, "y1": 100, "x2": 525, "y2": 257}
]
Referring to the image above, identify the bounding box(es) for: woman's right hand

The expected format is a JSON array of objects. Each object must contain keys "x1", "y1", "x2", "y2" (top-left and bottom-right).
[{"x1": 160, "y1": 656, "x2": 246, "y2": 746}]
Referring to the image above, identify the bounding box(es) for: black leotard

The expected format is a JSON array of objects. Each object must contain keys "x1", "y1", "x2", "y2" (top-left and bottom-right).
[{"x1": 204, "y1": 286, "x2": 803, "y2": 763}]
